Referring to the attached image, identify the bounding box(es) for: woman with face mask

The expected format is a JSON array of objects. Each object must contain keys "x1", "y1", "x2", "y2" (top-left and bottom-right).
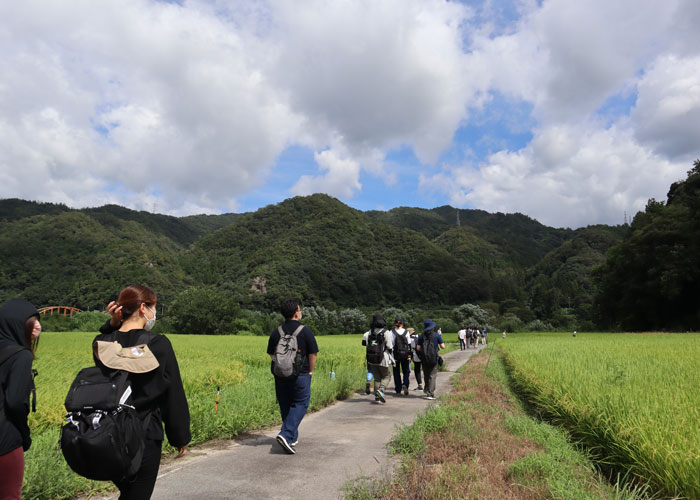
[
  {"x1": 95, "y1": 285, "x2": 190, "y2": 499},
  {"x1": 0, "y1": 299, "x2": 41, "y2": 500}
]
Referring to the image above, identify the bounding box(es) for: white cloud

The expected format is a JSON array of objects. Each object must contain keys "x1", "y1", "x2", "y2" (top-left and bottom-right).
[
  {"x1": 291, "y1": 149, "x2": 362, "y2": 200},
  {"x1": 421, "y1": 124, "x2": 687, "y2": 228},
  {"x1": 0, "y1": 0, "x2": 299, "y2": 213},
  {"x1": 0, "y1": 0, "x2": 478, "y2": 214},
  {"x1": 0, "y1": 0, "x2": 698, "y2": 227},
  {"x1": 631, "y1": 54, "x2": 700, "y2": 159},
  {"x1": 266, "y1": 0, "x2": 473, "y2": 164}
]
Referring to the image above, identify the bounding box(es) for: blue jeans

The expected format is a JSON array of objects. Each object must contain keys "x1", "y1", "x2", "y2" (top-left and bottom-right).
[
  {"x1": 392, "y1": 359, "x2": 411, "y2": 392},
  {"x1": 274, "y1": 373, "x2": 311, "y2": 443}
]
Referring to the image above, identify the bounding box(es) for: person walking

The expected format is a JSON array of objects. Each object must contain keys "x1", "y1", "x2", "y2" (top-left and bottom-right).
[
  {"x1": 362, "y1": 314, "x2": 393, "y2": 404},
  {"x1": 267, "y1": 298, "x2": 318, "y2": 454},
  {"x1": 416, "y1": 319, "x2": 445, "y2": 400},
  {"x1": 391, "y1": 317, "x2": 411, "y2": 396},
  {"x1": 96, "y1": 285, "x2": 191, "y2": 499},
  {"x1": 0, "y1": 299, "x2": 42, "y2": 500},
  {"x1": 409, "y1": 328, "x2": 423, "y2": 391},
  {"x1": 457, "y1": 327, "x2": 466, "y2": 350}
]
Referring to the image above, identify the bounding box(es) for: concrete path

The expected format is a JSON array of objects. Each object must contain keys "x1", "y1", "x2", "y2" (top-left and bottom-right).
[{"x1": 145, "y1": 345, "x2": 485, "y2": 500}]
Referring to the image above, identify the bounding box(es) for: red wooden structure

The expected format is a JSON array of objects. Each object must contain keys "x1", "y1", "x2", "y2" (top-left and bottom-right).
[{"x1": 38, "y1": 306, "x2": 83, "y2": 318}]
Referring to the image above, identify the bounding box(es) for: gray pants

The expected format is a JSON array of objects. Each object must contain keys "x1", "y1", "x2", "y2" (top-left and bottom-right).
[
  {"x1": 423, "y1": 363, "x2": 439, "y2": 397},
  {"x1": 368, "y1": 364, "x2": 392, "y2": 394}
]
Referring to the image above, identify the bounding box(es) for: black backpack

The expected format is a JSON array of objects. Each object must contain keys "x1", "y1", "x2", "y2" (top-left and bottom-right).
[
  {"x1": 421, "y1": 331, "x2": 439, "y2": 367},
  {"x1": 60, "y1": 332, "x2": 155, "y2": 482},
  {"x1": 366, "y1": 329, "x2": 386, "y2": 365},
  {"x1": 392, "y1": 330, "x2": 411, "y2": 361}
]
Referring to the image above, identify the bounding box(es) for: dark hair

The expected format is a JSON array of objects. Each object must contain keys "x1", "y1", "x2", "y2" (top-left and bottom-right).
[
  {"x1": 280, "y1": 298, "x2": 301, "y2": 320},
  {"x1": 117, "y1": 285, "x2": 157, "y2": 320},
  {"x1": 370, "y1": 313, "x2": 386, "y2": 329},
  {"x1": 24, "y1": 315, "x2": 40, "y2": 357}
]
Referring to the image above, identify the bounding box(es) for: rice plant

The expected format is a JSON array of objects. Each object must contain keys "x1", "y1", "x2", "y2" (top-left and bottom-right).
[{"x1": 501, "y1": 332, "x2": 700, "y2": 499}]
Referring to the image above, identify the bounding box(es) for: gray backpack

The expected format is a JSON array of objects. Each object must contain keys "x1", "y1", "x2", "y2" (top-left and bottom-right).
[{"x1": 272, "y1": 325, "x2": 305, "y2": 378}]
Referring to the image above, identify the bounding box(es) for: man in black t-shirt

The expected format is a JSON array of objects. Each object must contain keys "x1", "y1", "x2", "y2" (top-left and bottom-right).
[{"x1": 267, "y1": 298, "x2": 318, "y2": 454}]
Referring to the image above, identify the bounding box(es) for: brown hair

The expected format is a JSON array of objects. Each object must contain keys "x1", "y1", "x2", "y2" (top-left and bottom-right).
[
  {"x1": 25, "y1": 315, "x2": 40, "y2": 356},
  {"x1": 117, "y1": 285, "x2": 157, "y2": 320}
]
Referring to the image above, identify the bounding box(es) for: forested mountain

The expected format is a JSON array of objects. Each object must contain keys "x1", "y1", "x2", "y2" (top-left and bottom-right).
[
  {"x1": 595, "y1": 161, "x2": 700, "y2": 330},
  {"x1": 184, "y1": 194, "x2": 492, "y2": 309},
  {"x1": 0, "y1": 187, "x2": 655, "y2": 330}
]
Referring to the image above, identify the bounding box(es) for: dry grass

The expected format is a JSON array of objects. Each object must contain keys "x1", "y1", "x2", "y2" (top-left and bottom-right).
[{"x1": 384, "y1": 353, "x2": 544, "y2": 500}]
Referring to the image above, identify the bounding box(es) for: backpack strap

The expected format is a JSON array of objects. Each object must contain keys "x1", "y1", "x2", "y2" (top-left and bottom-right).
[{"x1": 278, "y1": 325, "x2": 305, "y2": 338}]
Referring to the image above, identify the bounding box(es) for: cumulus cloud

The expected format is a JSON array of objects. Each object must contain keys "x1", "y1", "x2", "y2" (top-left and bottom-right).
[
  {"x1": 0, "y1": 0, "x2": 476, "y2": 214},
  {"x1": 421, "y1": 124, "x2": 687, "y2": 228},
  {"x1": 0, "y1": 0, "x2": 698, "y2": 227},
  {"x1": 631, "y1": 54, "x2": 700, "y2": 159},
  {"x1": 291, "y1": 149, "x2": 362, "y2": 199}
]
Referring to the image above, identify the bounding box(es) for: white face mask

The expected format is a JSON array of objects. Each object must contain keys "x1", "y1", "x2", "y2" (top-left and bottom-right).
[{"x1": 144, "y1": 305, "x2": 157, "y2": 331}]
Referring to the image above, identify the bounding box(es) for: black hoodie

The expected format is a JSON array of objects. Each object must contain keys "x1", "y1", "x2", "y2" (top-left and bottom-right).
[{"x1": 0, "y1": 299, "x2": 38, "y2": 455}]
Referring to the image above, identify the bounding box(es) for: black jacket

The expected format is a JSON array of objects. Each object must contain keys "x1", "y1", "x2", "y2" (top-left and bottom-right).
[
  {"x1": 0, "y1": 299, "x2": 38, "y2": 455},
  {"x1": 95, "y1": 322, "x2": 191, "y2": 448}
]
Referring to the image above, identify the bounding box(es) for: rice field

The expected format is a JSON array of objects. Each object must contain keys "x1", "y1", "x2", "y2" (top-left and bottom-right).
[
  {"x1": 500, "y1": 332, "x2": 700, "y2": 499},
  {"x1": 24, "y1": 331, "x2": 372, "y2": 500}
]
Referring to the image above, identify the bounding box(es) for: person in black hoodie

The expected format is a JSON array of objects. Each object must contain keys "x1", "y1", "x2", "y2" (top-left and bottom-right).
[
  {"x1": 95, "y1": 285, "x2": 190, "y2": 500},
  {"x1": 0, "y1": 299, "x2": 41, "y2": 500}
]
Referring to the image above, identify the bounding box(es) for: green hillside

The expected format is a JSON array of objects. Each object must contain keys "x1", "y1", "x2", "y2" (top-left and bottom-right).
[
  {"x1": 184, "y1": 194, "x2": 491, "y2": 309},
  {"x1": 0, "y1": 191, "x2": 648, "y2": 331}
]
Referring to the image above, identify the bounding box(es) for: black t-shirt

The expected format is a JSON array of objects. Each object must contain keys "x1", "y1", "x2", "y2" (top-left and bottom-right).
[{"x1": 267, "y1": 320, "x2": 319, "y2": 374}]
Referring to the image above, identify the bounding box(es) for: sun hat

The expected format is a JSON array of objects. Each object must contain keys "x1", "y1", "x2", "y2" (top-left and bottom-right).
[
  {"x1": 423, "y1": 319, "x2": 437, "y2": 332},
  {"x1": 95, "y1": 341, "x2": 160, "y2": 373}
]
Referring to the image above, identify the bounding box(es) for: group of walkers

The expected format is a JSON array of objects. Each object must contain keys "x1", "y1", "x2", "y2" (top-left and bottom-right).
[
  {"x1": 457, "y1": 327, "x2": 487, "y2": 350},
  {"x1": 362, "y1": 315, "x2": 445, "y2": 402},
  {"x1": 1, "y1": 288, "x2": 459, "y2": 499}
]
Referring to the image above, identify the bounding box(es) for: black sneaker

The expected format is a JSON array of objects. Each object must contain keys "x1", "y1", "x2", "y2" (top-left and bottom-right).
[
  {"x1": 276, "y1": 435, "x2": 296, "y2": 454},
  {"x1": 365, "y1": 382, "x2": 371, "y2": 395}
]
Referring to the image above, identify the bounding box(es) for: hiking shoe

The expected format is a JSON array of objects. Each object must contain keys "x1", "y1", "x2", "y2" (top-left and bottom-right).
[
  {"x1": 402, "y1": 385, "x2": 409, "y2": 396},
  {"x1": 365, "y1": 382, "x2": 371, "y2": 395},
  {"x1": 414, "y1": 385, "x2": 423, "y2": 391},
  {"x1": 375, "y1": 390, "x2": 386, "y2": 403},
  {"x1": 276, "y1": 435, "x2": 296, "y2": 455}
]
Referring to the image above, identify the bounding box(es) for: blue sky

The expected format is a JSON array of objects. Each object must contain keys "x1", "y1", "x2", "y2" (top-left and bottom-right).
[{"x1": 1, "y1": 0, "x2": 698, "y2": 228}]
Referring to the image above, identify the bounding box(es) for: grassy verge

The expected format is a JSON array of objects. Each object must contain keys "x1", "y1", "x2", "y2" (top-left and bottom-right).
[{"x1": 345, "y1": 349, "x2": 650, "y2": 500}]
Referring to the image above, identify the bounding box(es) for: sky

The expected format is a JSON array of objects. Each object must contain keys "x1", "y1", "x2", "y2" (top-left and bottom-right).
[{"x1": 1, "y1": 0, "x2": 699, "y2": 228}]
